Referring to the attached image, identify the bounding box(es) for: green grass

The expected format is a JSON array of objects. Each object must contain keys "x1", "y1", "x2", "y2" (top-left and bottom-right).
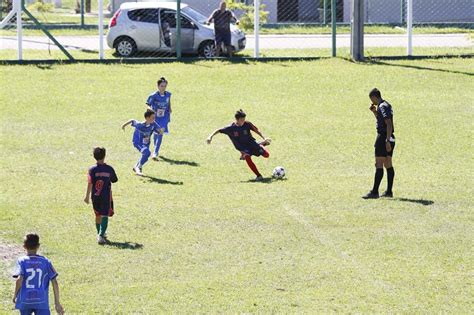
[
  {"x1": 1, "y1": 47, "x2": 473, "y2": 61},
  {"x1": 260, "y1": 24, "x2": 474, "y2": 35},
  {"x1": 0, "y1": 57, "x2": 473, "y2": 313}
]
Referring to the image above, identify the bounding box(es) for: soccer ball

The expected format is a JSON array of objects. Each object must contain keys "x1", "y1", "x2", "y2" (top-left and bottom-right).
[{"x1": 272, "y1": 166, "x2": 285, "y2": 179}]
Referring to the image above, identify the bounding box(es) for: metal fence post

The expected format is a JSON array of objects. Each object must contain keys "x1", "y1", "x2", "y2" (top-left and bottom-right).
[
  {"x1": 254, "y1": 0, "x2": 259, "y2": 58},
  {"x1": 176, "y1": 0, "x2": 181, "y2": 59},
  {"x1": 81, "y1": 0, "x2": 84, "y2": 27},
  {"x1": 323, "y1": 0, "x2": 327, "y2": 25},
  {"x1": 407, "y1": 0, "x2": 412, "y2": 56},
  {"x1": 331, "y1": 0, "x2": 336, "y2": 57},
  {"x1": 98, "y1": 0, "x2": 104, "y2": 59},
  {"x1": 351, "y1": 0, "x2": 364, "y2": 61},
  {"x1": 16, "y1": 0, "x2": 22, "y2": 60}
]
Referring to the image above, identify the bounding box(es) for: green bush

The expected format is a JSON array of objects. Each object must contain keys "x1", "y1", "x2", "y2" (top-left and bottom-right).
[
  {"x1": 228, "y1": 0, "x2": 268, "y2": 32},
  {"x1": 28, "y1": 0, "x2": 54, "y2": 13}
]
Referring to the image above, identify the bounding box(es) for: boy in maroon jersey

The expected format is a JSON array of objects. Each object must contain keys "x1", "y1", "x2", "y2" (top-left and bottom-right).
[
  {"x1": 207, "y1": 109, "x2": 271, "y2": 181},
  {"x1": 84, "y1": 147, "x2": 118, "y2": 244}
]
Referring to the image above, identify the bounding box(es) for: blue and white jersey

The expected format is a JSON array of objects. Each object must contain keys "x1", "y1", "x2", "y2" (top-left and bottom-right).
[
  {"x1": 131, "y1": 120, "x2": 161, "y2": 146},
  {"x1": 146, "y1": 91, "x2": 171, "y2": 127},
  {"x1": 13, "y1": 255, "x2": 58, "y2": 310}
]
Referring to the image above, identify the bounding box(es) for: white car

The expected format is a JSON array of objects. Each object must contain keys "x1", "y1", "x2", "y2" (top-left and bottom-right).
[{"x1": 106, "y1": 2, "x2": 246, "y2": 58}]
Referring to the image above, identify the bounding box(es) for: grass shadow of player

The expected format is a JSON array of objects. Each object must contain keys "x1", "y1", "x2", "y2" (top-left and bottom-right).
[
  {"x1": 105, "y1": 241, "x2": 143, "y2": 250},
  {"x1": 364, "y1": 59, "x2": 473, "y2": 77},
  {"x1": 141, "y1": 175, "x2": 184, "y2": 185},
  {"x1": 242, "y1": 177, "x2": 287, "y2": 184},
  {"x1": 392, "y1": 198, "x2": 434, "y2": 206},
  {"x1": 158, "y1": 156, "x2": 200, "y2": 167}
]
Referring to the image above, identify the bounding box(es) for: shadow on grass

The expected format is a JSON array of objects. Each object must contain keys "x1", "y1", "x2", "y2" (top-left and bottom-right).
[
  {"x1": 362, "y1": 57, "x2": 474, "y2": 77},
  {"x1": 241, "y1": 177, "x2": 287, "y2": 184},
  {"x1": 105, "y1": 241, "x2": 143, "y2": 250},
  {"x1": 392, "y1": 198, "x2": 434, "y2": 206},
  {"x1": 36, "y1": 64, "x2": 54, "y2": 70},
  {"x1": 158, "y1": 155, "x2": 199, "y2": 167},
  {"x1": 141, "y1": 175, "x2": 183, "y2": 185}
]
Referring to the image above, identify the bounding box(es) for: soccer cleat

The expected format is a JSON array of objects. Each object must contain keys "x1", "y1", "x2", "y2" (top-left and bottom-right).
[
  {"x1": 133, "y1": 166, "x2": 143, "y2": 176},
  {"x1": 381, "y1": 191, "x2": 393, "y2": 198},
  {"x1": 151, "y1": 154, "x2": 159, "y2": 161},
  {"x1": 362, "y1": 191, "x2": 379, "y2": 199},
  {"x1": 97, "y1": 235, "x2": 106, "y2": 245},
  {"x1": 255, "y1": 176, "x2": 264, "y2": 182},
  {"x1": 259, "y1": 139, "x2": 271, "y2": 146}
]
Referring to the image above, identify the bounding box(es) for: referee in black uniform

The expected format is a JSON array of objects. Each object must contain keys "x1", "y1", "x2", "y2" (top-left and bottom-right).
[{"x1": 363, "y1": 88, "x2": 396, "y2": 199}]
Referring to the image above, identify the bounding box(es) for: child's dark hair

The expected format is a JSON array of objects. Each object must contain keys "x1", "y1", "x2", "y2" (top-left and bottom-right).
[
  {"x1": 93, "y1": 147, "x2": 106, "y2": 161},
  {"x1": 369, "y1": 88, "x2": 382, "y2": 99},
  {"x1": 144, "y1": 109, "x2": 156, "y2": 118},
  {"x1": 235, "y1": 109, "x2": 246, "y2": 120},
  {"x1": 157, "y1": 77, "x2": 168, "y2": 86},
  {"x1": 24, "y1": 233, "x2": 40, "y2": 250}
]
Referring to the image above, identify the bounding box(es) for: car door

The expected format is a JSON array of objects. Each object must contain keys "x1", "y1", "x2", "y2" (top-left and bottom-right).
[
  {"x1": 127, "y1": 8, "x2": 160, "y2": 50},
  {"x1": 159, "y1": 9, "x2": 195, "y2": 53}
]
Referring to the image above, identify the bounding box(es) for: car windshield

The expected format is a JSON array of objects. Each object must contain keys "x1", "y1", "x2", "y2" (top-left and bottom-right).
[{"x1": 182, "y1": 6, "x2": 207, "y2": 23}]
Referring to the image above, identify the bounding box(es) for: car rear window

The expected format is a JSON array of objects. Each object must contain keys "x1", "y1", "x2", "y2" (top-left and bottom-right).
[{"x1": 128, "y1": 9, "x2": 159, "y2": 24}]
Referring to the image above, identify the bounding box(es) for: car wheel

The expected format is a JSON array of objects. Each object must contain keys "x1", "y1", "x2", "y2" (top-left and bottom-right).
[
  {"x1": 199, "y1": 41, "x2": 216, "y2": 58},
  {"x1": 115, "y1": 37, "x2": 137, "y2": 57}
]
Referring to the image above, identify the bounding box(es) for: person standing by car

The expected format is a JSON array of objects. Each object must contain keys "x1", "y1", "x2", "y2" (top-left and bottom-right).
[{"x1": 207, "y1": 1, "x2": 239, "y2": 57}]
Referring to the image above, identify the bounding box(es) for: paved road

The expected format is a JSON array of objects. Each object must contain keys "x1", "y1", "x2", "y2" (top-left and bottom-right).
[{"x1": 1, "y1": 33, "x2": 472, "y2": 51}]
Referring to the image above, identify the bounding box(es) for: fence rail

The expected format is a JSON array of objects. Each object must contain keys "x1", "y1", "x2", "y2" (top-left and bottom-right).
[{"x1": 1, "y1": 0, "x2": 473, "y2": 62}]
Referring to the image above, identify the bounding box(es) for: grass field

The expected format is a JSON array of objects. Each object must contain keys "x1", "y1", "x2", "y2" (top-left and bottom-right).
[
  {"x1": 0, "y1": 57, "x2": 473, "y2": 313},
  {"x1": 1, "y1": 47, "x2": 473, "y2": 61}
]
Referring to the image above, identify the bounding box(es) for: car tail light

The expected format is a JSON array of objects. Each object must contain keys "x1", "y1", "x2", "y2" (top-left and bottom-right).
[{"x1": 109, "y1": 9, "x2": 121, "y2": 28}]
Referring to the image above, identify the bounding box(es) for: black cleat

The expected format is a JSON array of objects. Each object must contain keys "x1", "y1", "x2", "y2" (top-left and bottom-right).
[
  {"x1": 381, "y1": 191, "x2": 393, "y2": 198},
  {"x1": 362, "y1": 191, "x2": 379, "y2": 199},
  {"x1": 255, "y1": 176, "x2": 264, "y2": 182}
]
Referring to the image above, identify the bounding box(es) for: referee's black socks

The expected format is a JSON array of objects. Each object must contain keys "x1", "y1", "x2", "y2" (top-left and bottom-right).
[
  {"x1": 386, "y1": 167, "x2": 395, "y2": 193},
  {"x1": 372, "y1": 168, "x2": 384, "y2": 194}
]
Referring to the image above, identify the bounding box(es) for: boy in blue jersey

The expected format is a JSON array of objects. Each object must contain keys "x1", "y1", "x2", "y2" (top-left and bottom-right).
[
  {"x1": 146, "y1": 77, "x2": 172, "y2": 161},
  {"x1": 207, "y1": 109, "x2": 271, "y2": 181},
  {"x1": 12, "y1": 233, "x2": 64, "y2": 315},
  {"x1": 122, "y1": 109, "x2": 164, "y2": 176},
  {"x1": 84, "y1": 147, "x2": 118, "y2": 244}
]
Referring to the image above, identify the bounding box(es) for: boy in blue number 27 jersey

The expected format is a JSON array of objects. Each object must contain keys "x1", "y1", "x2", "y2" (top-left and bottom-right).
[
  {"x1": 12, "y1": 233, "x2": 64, "y2": 315},
  {"x1": 146, "y1": 77, "x2": 172, "y2": 161},
  {"x1": 122, "y1": 109, "x2": 164, "y2": 176}
]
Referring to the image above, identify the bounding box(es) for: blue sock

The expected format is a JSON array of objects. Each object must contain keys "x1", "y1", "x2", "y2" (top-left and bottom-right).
[
  {"x1": 154, "y1": 134, "x2": 163, "y2": 156},
  {"x1": 140, "y1": 147, "x2": 151, "y2": 166}
]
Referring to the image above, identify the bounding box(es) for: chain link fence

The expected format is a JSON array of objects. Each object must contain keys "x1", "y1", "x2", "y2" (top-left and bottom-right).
[
  {"x1": 363, "y1": 0, "x2": 474, "y2": 58},
  {"x1": 1, "y1": 0, "x2": 473, "y2": 62}
]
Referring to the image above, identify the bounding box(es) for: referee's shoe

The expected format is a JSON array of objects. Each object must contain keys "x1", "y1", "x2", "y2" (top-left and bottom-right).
[{"x1": 362, "y1": 191, "x2": 379, "y2": 199}]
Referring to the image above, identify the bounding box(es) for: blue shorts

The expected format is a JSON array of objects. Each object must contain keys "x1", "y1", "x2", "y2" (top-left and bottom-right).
[
  {"x1": 19, "y1": 309, "x2": 50, "y2": 315},
  {"x1": 215, "y1": 31, "x2": 231, "y2": 46},
  {"x1": 155, "y1": 119, "x2": 169, "y2": 134}
]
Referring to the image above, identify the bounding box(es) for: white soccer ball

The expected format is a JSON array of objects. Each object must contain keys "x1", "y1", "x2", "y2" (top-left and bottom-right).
[{"x1": 272, "y1": 166, "x2": 286, "y2": 179}]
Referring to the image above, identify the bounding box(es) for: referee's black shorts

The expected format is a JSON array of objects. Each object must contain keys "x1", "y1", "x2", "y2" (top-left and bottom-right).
[{"x1": 375, "y1": 133, "x2": 395, "y2": 157}]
